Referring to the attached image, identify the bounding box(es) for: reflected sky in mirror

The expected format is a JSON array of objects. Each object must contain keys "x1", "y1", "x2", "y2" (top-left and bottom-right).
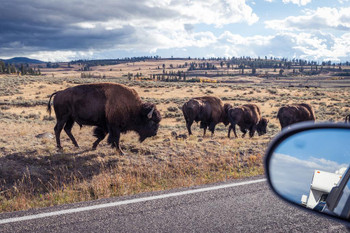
[{"x1": 269, "y1": 129, "x2": 350, "y2": 205}]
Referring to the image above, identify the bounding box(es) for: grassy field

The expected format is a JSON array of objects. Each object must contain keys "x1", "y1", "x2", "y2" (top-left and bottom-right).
[{"x1": 1, "y1": 59, "x2": 350, "y2": 212}]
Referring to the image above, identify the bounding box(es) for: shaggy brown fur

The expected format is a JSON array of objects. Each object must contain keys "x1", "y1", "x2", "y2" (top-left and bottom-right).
[
  {"x1": 227, "y1": 104, "x2": 268, "y2": 138},
  {"x1": 277, "y1": 103, "x2": 315, "y2": 129},
  {"x1": 47, "y1": 83, "x2": 161, "y2": 154},
  {"x1": 182, "y1": 96, "x2": 229, "y2": 136}
]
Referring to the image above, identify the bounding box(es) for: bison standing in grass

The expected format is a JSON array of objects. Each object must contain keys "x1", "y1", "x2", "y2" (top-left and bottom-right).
[
  {"x1": 345, "y1": 114, "x2": 350, "y2": 123},
  {"x1": 277, "y1": 103, "x2": 315, "y2": 129},
  {"x1": 182, "y1": 96, "x2": 230, "y2": 137},
  {"x1": 47, "y1": 83, "x2": 161, "y2": 154},
  {"x1": 226, "y1": 104, "x2": 268, "y2": 138}
]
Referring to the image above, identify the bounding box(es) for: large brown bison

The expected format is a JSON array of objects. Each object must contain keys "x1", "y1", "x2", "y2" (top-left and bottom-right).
[
  {"x1": 277, "y1": 103, "x2": 315, "y2": 129},
  {"x1": 182, "y1": 96, "x2": 230, "y2": 137},
  {"x1": 227, "y1": 104, "x2": 268, "y2": 138},
  {"x1": 47, "y1": 83, "x2": 161, "y2": 154}
]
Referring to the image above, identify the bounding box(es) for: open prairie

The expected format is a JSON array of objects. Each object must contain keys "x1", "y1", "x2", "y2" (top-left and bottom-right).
[{"x1": 1, "y1": 59, "x2": 350, "y2": 212}]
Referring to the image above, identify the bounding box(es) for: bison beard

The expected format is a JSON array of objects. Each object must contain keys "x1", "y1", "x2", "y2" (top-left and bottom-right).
[{"x1": 47, "y1": 83, "x2": 161, "y2": 155}]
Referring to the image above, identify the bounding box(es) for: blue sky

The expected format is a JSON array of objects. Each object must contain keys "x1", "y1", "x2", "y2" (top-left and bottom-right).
[
  {"x1": 269, "y1": 128, "x2": 350, "y2": 204},
  {"x1": 276, "y1": 129, "x2": 350, "y2": 164},
  {"x1": 1, "y1": 0, "x2": 350, "y2": 62}
]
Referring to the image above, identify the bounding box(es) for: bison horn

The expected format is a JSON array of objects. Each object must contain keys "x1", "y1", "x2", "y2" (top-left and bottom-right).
[{"x1": 147, "y1": 107, "x2": 155, "y2": 119}]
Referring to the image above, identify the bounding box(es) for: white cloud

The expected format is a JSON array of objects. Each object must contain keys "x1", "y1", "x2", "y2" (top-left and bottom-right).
[
  {"x1": 75, "y1": 0, "x2": 258, "y2": 32},
  {"x1": 197, "y1": 30, "x2": 350, "y2": 62},
  {"x1": 4, "y1": 1, "x2": 348, "y2": 62},
  {"x1": 74, "y1": 22, "x2": 96, "y2": 29},
  {"x1": 265, "y1": 7, "x2": 350, "y2": 31},
  {"x1": 1, "y1": 0, "x2": 260, "y2": 60},
  {"x1": 28, "y1": 50, "x2": 94, "y2": 62},
  {"x1": 261, "y1": 7, "x2": 350, "y2": 62},
  {"x1": 24, "y1": 29, "x2": 350, "y2": 62},
  {"x1": 214, "y1": 31, "x2": 273, "y2": 57},
  {"x1": 145, "y1": 0, "x2": 259, "y2": 27},
  {"x1": 58, "y1": 0, "x2": 258, "y2": 58},
  {"x1": 282, "y1": 0, "x2": 312, "y2": 6}
]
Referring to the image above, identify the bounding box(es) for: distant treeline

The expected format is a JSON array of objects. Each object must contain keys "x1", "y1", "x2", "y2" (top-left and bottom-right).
[
  {"x1": 2, "y1": 56, "x2": 350, "y2": 76},
  {"x1": 70, "y1": 56, "x2": 162, "y2": 66},
  {"x1": 72, "y1": 56, "x2": 350, "y2": 70},
  {"x1": 0, "y1": 60, "x2": 41, "y2": 75}
]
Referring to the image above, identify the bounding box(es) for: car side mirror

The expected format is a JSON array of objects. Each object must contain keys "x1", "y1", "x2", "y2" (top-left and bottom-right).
[{"x1": 264, "y1": 122, "x2": 350, "y2": 224}]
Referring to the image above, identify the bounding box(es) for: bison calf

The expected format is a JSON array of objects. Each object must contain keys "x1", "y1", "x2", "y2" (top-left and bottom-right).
[
  {"x1": 47, "y1": 83, "x2": 161, "y2": 154},
  {"x1": 182, "y1": 96, "x2": 230, "y2": 137},
  {"x1": 277, "y1": 103, "x2": 315, "y2": 129},
  {"x1": 226, "y1": 104, "x2": 268, "y2": 138}
]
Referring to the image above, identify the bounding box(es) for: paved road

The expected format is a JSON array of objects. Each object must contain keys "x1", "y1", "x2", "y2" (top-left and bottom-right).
[{"x1": 0, "y1": 176, "x2": 347, "y2": 232}]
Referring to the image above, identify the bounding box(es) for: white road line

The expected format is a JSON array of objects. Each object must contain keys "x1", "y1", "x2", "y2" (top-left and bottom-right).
[{"x1": 0, "y1": 178, "x2": 266, "y2": 225}]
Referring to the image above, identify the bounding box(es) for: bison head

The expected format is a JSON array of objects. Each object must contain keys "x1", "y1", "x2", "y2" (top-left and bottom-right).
[
  {"x1": 138, "y1": 103, "x2": 162, "y2": 142},
  {"x1": 257, "y1": 118, "x2": 268, "y2": 136}
]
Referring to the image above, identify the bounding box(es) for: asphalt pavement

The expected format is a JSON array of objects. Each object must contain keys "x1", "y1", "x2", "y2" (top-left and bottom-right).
[{"x1": 0, "y1": 176, "x2": 348, "y2": 233}]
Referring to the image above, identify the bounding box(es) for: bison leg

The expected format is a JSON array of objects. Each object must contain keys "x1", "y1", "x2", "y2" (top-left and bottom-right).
[
  {"x1": 232, "y1": 124, "x2": 238, "y2": 138},
  {"x1": 185, "y1": 119, "x2": 193, "y2": 135},
  {"x1": 200, "y1": 122, "x2": 208, "y2": 137},
  {"x1": 107, "y1": 127, "x2": 126, "y2": 155},
  {"x1": 64, "y1": 118, "x2": 79, "y2": 148},
  {"x1": 228, "y1": 124, "x2": 238, "y2": 138},
  {"x1": 92, "y1": 127, "x2": 107, "y2": 150},
  {"x1": 228, "y1": 125, "x2": 232, "y2": 138},
  {"x1": 209, "y1": 122, "x2": 216, "y2": 137},
  {"x1": 249, "y1": 125, "x2": 256, "y2": 138},
  {"x1": 240, "y1": 128, "x2": 247, "y2": 138},
  {"x1": 202, "y1": 128, "x2": 206, "y2": 137},
  {"x1": 54, "y1": 120, "x2": 66, "y2": 150}
]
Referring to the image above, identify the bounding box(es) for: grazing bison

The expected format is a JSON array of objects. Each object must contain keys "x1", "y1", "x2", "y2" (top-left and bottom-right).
[
  {"x1": 227, "y1": 104, "x2": 268, "y2": 138},
  {"x1": 277, "y1": 103, "x2": 315, "y2": 129},
  {"x1": 345, "y1": 114, "x2": 350, "y2": 123},
  {"x1": 182, "y1": 96, "x2": 230, "y2": 137},
  {"x1": 47, "y1": 83, "x2": 161, "y2": 154}
]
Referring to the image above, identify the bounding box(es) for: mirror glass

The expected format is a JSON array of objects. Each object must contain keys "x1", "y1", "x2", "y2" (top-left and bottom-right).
[{"x1": 269, "y1": 128, "x2": 350, "y2": 221}]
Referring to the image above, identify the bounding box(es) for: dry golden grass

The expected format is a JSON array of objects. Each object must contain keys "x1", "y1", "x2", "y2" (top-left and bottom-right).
[{"x1": 1, "y1": 59, "x2": 350, "y2": 212}]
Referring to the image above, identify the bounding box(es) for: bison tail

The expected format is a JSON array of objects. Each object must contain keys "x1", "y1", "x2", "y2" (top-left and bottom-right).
[
  {"x1": 182, "y1": 103, "x2": 191, "y2": 119},
  {"x1": 346, "y1": 115, "x2": 350, "y2": 123},
  {"x1": 227, "y1": 109, "x2": 235, "y2": 125},
  {"x1": 47, "y1": 92, "x2": 58, "y2": 116}
]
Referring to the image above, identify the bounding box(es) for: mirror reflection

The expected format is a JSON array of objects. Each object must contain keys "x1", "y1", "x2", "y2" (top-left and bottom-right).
[{"x1": 269, "y1": 128, "x2": 350, "y2": 220}]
